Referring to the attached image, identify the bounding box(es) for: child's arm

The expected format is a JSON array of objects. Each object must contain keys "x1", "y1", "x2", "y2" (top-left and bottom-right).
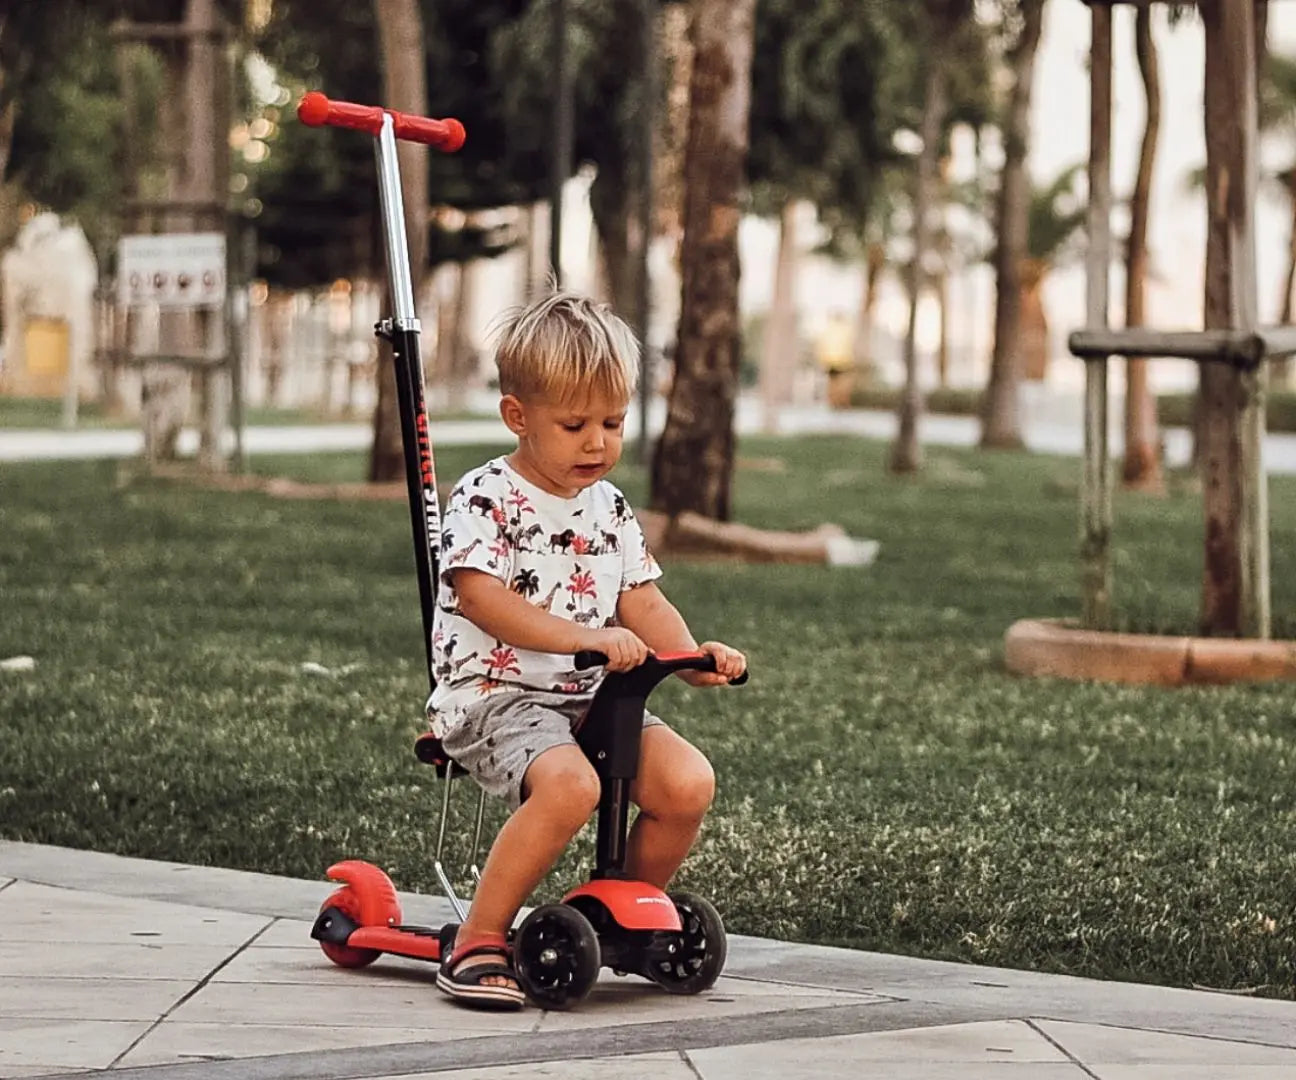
[
  {"x1": 616, "y1": 583, "x2": 745, "y2": 686},
  {"x1": 454, "y1": 569, "x2": 649, "y2": 670}
]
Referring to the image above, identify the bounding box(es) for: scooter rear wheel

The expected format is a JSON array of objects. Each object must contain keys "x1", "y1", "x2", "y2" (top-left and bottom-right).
[
  {"x1": 513, "y1": 903, "x2": 600, "y2": 1009},
  {"x1": 317, "y1": 887, "x2": 381, "y2": 969},
  {"x1": 645, "y1": 892, "x2": 726, "y2": 994}
]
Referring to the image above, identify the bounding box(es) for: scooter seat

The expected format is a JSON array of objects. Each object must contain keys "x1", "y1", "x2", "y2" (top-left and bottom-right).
[{"x1": 413, "y1": 732, "x2": 468, "y2": 778}]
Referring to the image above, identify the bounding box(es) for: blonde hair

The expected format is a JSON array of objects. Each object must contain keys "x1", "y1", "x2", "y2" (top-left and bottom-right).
[{"x1": 492, "y1": 290, "x2": 640, "y2": 405}]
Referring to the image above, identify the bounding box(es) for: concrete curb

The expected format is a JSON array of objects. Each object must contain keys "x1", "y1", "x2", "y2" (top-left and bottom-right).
[{"x1": 1004, "y1": 617, "x2": 1296, "y2": 685}]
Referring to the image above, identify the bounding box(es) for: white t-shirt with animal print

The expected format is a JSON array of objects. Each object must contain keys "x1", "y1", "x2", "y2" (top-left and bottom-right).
[{"x1": 426, "y1": 456, "x2": 662, "y2": 736}]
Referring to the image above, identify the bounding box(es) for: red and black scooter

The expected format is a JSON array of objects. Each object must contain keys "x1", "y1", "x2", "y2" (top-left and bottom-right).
[{"x1": 297, "y1": 92, "x2": 747, "y2": 1009}]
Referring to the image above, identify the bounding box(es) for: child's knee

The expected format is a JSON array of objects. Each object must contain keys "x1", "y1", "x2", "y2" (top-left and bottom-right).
[
  {"x1": 679, "y1": 757, "x2": 716, "y2": 818},
  {"x1": 524, "y1": 751, "x2": 601, "y2": 826},
  {"x1": 650, "y1": 755, "x2": 714, "y2": 820}
]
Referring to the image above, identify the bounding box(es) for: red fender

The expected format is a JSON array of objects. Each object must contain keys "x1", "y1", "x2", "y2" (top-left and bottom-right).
[
  {"x1": 325, "y1": 860, "x2": 403, "y2": 928},
  {"x1": 564, "y1": 878, "x2": 682, "y2": 932}
]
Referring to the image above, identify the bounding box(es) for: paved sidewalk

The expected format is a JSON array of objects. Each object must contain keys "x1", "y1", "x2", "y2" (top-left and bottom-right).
[{"x1": 1, "y1": 841, "x2": 1293, "y2": 1079}]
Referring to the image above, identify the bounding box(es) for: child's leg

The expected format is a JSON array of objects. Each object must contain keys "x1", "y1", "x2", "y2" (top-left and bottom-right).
[
  {"x1": 625, "y1": 725, "x2": 715, "y2": 890},
  {"x1": 451, "y1": 745, "x2": 600, "y2": 985}
]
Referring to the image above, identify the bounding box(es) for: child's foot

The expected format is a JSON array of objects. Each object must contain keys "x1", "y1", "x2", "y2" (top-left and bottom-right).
[{"x1": 436, "y1": 934, "x2": 525, "y2": 1010}]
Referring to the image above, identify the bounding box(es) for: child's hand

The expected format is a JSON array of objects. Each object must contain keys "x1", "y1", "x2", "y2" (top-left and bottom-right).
[
  {"x1": 681, "y1": 641, "x2": 746, "y2": 687},
  {"x1": 583, "y1": 627, "x2": 651, "y2": 672}
]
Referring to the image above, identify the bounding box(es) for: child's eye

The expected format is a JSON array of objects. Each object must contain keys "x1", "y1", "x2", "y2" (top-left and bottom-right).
[
  {"x1": 562, "y1": 422, "x2": 583, "y2": 433},
  {"x1": 604, "y1": 419, "x2": 624, "y2": 431}
]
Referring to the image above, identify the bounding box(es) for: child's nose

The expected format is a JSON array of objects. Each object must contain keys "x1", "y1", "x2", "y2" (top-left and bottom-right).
[{"x1": 584, "y1": 427, "x2": 605, "y2": 451}]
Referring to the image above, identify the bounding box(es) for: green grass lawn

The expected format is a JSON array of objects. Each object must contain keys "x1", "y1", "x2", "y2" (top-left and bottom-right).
[{"x1": 4, "y1": 437, "x2": 1296, "y2": 997}]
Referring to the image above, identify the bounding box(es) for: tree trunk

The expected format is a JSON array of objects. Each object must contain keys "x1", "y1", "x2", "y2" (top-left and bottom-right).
[
  {"x1": 649, "y1": 0, "x2": 755, "y2": 520},
  {"x1": 588, "y1": 158, "x2": 637, "y2": 317},
  {"x1": 980, "y1": 0, "x2": 1044, "y2": 450},
  {"x1": 1019, "y1": 259, "x2": 1049, "y2": 380},
  {"x1": 1274, "y1": 170, "x2": 1296, "y2": 388},
  {"x1": 369, "y1": 0, "x2": 428, "y2": 483},
  {"x1": 760, "y1": 200, "x2": 798, "y2": 432},
  {"x1": 1198, "y1": 0, "x2": 1267, "y2": 637},
  {"x1": 889, "y1": 55, "x2": 947, "y2": 474},
  {"x1": 852, "y1": 241, "x2": 885, "y2": 387},
  {"x1": 1122, "y1": 0, "x2": 1163, "y2": 492},
  {"x1": 448, "y1": 246, "x2": 479, "y2": 412}
]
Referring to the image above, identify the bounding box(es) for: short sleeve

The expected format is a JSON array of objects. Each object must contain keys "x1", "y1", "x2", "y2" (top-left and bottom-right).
[
  {"x1": 619, "y1": 507, "x2": 662, "y2": 592},
  {"x1": 439, "y1": 481, "x2": 513, "y2": 585}
]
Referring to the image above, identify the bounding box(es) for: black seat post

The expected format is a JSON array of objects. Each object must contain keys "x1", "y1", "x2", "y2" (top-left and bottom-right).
[{"x1": 578, "y1": 691, "x2": 648, "y2": 879}]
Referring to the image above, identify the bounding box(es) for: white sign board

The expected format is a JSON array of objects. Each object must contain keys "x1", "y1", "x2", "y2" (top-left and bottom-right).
[{"x1": 118, "y1": 233, "x2": 226, "y2": 309}]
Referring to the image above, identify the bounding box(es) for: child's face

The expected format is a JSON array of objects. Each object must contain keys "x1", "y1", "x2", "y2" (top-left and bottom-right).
[{"x1": 501, "y1": 390, "x2": 628, "y2": 498}]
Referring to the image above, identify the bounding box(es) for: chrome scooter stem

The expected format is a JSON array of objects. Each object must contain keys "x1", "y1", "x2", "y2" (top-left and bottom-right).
[{"x1": 374, "y1": 114, "x2": 419, "y2": 329}]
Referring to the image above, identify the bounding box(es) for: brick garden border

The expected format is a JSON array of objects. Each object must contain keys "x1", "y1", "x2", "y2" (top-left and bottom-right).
[{"x1": 1004, "y1": 618, "x2": 1296, "y2": 686}]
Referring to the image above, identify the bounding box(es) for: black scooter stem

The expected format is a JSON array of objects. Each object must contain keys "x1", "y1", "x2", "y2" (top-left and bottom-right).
[{"x1": 387, "y1": 324, "x2": 440, "y2": 692}]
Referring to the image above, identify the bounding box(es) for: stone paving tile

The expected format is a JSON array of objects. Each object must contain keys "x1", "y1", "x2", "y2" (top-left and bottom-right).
[
  {"x1": 252, "y1": 917, "x2": 319, "y2": 948},
  {"x1": 532, "y1": 972, "x2": 883, "y2": 1032},
  {"x1": 213, "y1": 945, "x2": 440, "y2": 987},
  {"x1": 167, "y1": 979, "x2": 534, "y2": 1033},
  {"x1": 1098, "y1": 1069, "x2": 1296, "y2": 1079},
  {"x1": 0, "y1": 1018, "x2": 151, "y2": 1072},
  {"x1": 390, "y1": 1051, "x2": 695, "y2": 1080},
  {"x1": 693, "y1": 1064, "x2": 1087, "y2": 1080},
  {"x1": 0, "y1": 976, "x2": 191, "y2": 1021},
  {"x1": 0, "y1": 1067, "x2": 62, "y2": 1078},
  {"x1": 1035, "y1": 1019, "x2": 1296, "y2": 1067},
  {"x1": 685, "y1": 1019, "x2": 1070, "y2": 1079},
  {"x1": 0, "y1": 881, "x2": 270, "y2": 946},
  {"x1": 0, "y1": 940, "x2": 235, "y2": 981},
  {"x1": 116, "y1": 1022, "x2": 511, "y2": 1068}
]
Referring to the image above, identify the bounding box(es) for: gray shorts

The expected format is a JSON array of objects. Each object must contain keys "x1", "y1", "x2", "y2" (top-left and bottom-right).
[{"x1": 438, "y1": 688, "x2": 665, "y2": 809}]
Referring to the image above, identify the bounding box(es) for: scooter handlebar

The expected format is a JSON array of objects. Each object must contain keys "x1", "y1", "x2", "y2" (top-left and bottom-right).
[
  {"x1": 297, "y1": 91, "x2": 466, "y2": 152},
  {"x1": 574, "y1": 649, "x2": 749, "y2": 686}
]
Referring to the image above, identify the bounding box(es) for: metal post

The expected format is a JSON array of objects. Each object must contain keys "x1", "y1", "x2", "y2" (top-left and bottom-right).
[{"x1": 1081, "y1": 4, "x2": 1113, "y2": 630}]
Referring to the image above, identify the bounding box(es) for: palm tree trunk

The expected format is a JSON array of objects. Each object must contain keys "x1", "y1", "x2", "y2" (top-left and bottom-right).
[
  {"x1": 1274, "y1": 171, "x2": 1296, "y2": 388},
  {"x1": 760, "y1": 200, "x2": 798, "y2": 432},
  {"x1": 369, "y1": 0, "x2": 428, "y2": 482},
  {"x1": 890, "y1": 55, "x2": 947, "y2": 474},
  {"x1": 1198, "y1": 0, "x2": 1265, "y2": 637},
  {"x1": 650, "y1": 0, "x2": 755, "y2": 520},
  {"x1": 1122, "y1": 0, "x2": 1164, "y2": 492},
  {"x1": 980, "y1": 0, "x2": 1044, "y2": 449},
  {"x1": 852, "y1": 241, "x2": 885, "y2": 386}
]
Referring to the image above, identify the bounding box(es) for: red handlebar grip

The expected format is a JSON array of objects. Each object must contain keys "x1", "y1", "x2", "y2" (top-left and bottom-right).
[{"x1": 297, "y1": 91, "x2": 465, "y2": 152}]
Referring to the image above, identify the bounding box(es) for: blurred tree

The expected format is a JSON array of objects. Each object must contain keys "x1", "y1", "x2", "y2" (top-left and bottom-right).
[
  {"x1": 979, "y1": 0, "x2": 1046, "y2": 451},
  {"x1": 368, "y1": 0, "x2": 430, "y2": 483},
  {"x1": 1121, "y1": 0, "x2": 1164, "y2": 492},
  {"x1": 1260, "y1": 50, "x2": 1296, "y2": 386},
  {"x1": 253, "y1": 0, "x2": 533, "y2": 289},
  {"x1": 1018, "y1": 162, "x2": 1086, "y2": 379},
  {"x1": 0, "y1": 1, "x2": 222, "y2": 257},
  {"x1": 745, "y1": 0, "x2": 906, "y2": 428},
  {"x1": 889, "y1": 0, "x2": 976, "y2": 475},
  {"x1": 650, "y1": 0, "x2": 756, "y2": 520}
]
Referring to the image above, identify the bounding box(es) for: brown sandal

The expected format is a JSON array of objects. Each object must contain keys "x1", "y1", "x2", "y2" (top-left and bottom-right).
[{"x1": 436, "y1": 933, "x2": 525, "y2": 1010}]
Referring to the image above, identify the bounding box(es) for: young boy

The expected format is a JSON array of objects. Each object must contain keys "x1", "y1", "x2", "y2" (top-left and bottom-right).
[{"x1": 428, "y1": 290, "x2": 746, "y2": 1009}]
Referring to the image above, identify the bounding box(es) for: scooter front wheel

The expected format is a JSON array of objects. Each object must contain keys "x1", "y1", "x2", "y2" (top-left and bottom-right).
[
  {"x1": 513, "y1": 903, "x2": 600, "y2": 1009},
  {"x1": 316, "y1": 887, "x2": 381, "y2": 969}
]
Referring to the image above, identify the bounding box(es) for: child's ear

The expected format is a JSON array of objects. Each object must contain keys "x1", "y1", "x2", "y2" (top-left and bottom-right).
[{"x1": 500, "y1": 394, "x2": 527, "y2": 436}]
